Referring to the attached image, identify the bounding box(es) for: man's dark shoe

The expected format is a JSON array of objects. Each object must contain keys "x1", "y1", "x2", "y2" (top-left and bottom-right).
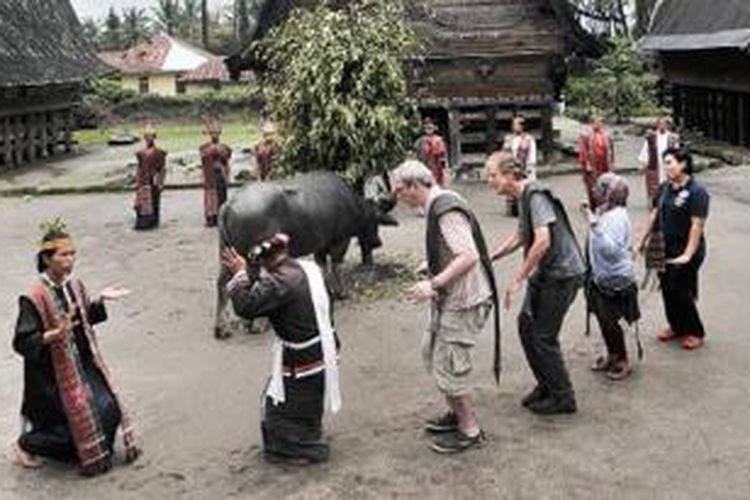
[
  {"x1": 527, "y1": 395, "x2": 577, "y2": 415},
  {"x1": 521, "y1": 385, "x2": 548, "y2": 408},
  {"x1": 425, "y1": 411, "x2": 458, "y2": 433},
  {"x1": 430, "y1": 430, "x2": 486, "y2": 454}
]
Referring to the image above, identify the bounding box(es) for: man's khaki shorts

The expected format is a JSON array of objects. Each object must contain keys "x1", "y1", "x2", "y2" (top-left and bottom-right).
[{"x1": 422, "y1": 301, "x2": 491, "y2": 396}]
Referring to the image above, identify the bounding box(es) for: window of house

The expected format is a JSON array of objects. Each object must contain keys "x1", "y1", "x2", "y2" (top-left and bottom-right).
[
  {"x1": 138, "y1": 76, "x2": 149, "y2": 94},
  {"x1": 176, "y1": 81, "x2": 186, "y2": 95}
]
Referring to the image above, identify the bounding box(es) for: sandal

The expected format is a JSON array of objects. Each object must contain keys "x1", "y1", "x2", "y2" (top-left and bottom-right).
[
  {"x1": 590, "y1": 355, "x2": 613, "y2": 372},
  {"x1": 681, "y1": 335, "x2": 704, "y2": 351},
  {"x1": 657, "y1": 328, "x2": 679, "y2": 342}
]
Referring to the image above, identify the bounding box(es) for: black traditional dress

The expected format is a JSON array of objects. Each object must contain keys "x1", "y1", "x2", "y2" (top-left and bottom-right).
[
  {"x1": 227, "y1": 258, "x2": 338, "y2": 463},
  {"x1": 13, "y1": 281, "x2": 121, "y2": 464}
]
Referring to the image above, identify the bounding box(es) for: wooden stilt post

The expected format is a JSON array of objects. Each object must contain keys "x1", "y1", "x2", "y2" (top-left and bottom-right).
[
  {"x1": 448, "y1": 107, "x2": 461, "y2": 174},
  {"x1": 27, "y1": 113, "x2": 38, "y2": 163},
  {"x1": 40, "y1": 112, "x2": 49, "y2": 158},
  {"x1": 14, "y1": 116, "x2": 25, "y2": 166},
  {"x1": 541, "y1": 101, "x2": 553, "y2": 164},
  {"x1": 1, "y1": 116, "x2": 11, "y2": 168},
  {"x1": 63, "y1": 108, "x2": 73, "y2": 153},
  {"x1": 739, "y1": 93, "x2": 746, "y2": 147}
]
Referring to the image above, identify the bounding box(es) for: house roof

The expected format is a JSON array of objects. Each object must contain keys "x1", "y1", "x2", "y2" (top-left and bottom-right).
[
  {"x1": 411, "y1": 0, "x2": 565, "y2": 59},
  {"x1": 179, "y1": 57, "x2": 255, "y2": 83},
  {"x1": 101, "y1": 35, "x2": 214, "y2": 74},
  {"x1": 226, "y1": 0, "x2": 596, "y2": 77},
  {"x1": 641, "y1": 0, "x2": 750, "y2": 51},
  {"x1": 0, "y1": 0, "x2": 103, "y2": 88}
]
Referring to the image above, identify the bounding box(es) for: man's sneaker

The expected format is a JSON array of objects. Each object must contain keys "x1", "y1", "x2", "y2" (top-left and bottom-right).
[
  {"x1": 430, "y1": 430, "x2": 486, "y2": 454},
  {"x1": 527, "y1": 395, "x2": 577, "y2": 415},
  {"x1": 425, "y1": 411, "x2": 458, "y2": 433},
  {"x1": 521, "y1": 385, "x2": 548, "y2": 408}
]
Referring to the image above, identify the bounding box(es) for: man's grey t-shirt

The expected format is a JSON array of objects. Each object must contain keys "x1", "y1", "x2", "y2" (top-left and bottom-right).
[{"x1": 518, "y1": 188, "x2": 586, "y2": 281}]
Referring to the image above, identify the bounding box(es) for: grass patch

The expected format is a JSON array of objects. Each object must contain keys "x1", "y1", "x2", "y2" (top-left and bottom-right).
[
  {"x1": 74, "y1": 116, "x2": 262, "y2": 152},
  {"x1": 340, "y1": 252, "x2": 421, "y2": 303}
]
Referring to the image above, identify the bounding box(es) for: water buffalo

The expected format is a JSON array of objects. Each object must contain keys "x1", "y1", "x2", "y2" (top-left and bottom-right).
[{"x1": 214, "y1": 171, "x2": 397, "y2": 338}]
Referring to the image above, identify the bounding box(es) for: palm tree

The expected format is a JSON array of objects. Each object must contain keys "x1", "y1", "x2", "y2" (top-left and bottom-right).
[
  {"x1": 153, "y1": 0, "x2": 182, "y2": 36},
  {"x1": 181, "y1": 0, "x2": 199, "y2": 41},
  {"x1": 121, "y1": 7, "x2": 151, "y2": 48},
  {"x1": 80, "y1": 18, "x2": 101, "y2": 50},
  {"x1": 100, "y1": 7, "x2": 123, "y2": 50}
]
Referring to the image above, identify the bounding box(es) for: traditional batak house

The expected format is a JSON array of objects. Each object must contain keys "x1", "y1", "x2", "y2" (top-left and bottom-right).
[
  {"x1": 227, "y1": 0, "x2": 590, "y2": 171},
  {"x1": 641, "y1": 0, "x2": 750, "y2": 148},
  {"x1": 0, "y1": 0, "x2": 103, "y2": 170}
]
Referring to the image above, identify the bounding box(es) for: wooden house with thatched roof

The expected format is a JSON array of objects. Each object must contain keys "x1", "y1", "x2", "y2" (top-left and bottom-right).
[
  {"x1": 227, "y1": 0, "x2": 592, "y2": 170},
  {"x1": 0, "y1": 0, "x2": 103, "y2": 170},
  {"x1": 641, "y1": 0, "x2": 750, "y2": 148}
]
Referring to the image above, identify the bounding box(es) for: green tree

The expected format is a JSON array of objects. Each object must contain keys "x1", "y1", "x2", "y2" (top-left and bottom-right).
[
  {"x1": 100, "y1": 7, "x2": 123, "y2": 50},
  {"x1": 565, "y1": 36, "x2": 658, "y2": 122},
  {"x1": 180, "y1": 0, "x2": 200, "y2": 41},
  {"x1": 257, "y1": 0, "x2": 418, "y2": 185},
  {"x1": 153, "y1": 0, "x2": 182, "y2": 36},
  {"x1": 121, "y1": 7, "x2": 151, "y2": 48},
  {"x1": 80, "y1": 18, "x2": 101, "y2": 50}
]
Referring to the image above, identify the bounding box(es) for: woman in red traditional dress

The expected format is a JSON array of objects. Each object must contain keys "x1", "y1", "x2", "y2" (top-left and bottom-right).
[
  {"x1": 12, "y1": 220, "x2": 140, "y2": 475},
  {"x1": 133, "y1": 125, "x2": 167, "y2": 230},
  {"x1": 200, "y1": 118, "x2": 233, "y2": 227},
  {"x1": 578, "y1": 115, "x2": 615, "y2": 209}
]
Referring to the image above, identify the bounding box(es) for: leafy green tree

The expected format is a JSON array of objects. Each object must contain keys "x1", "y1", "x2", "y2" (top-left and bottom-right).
[
  {"x1": 257, "y1": 0, "x2": 418, "y2": 185},
  {"x1": 121, "y1": 7, "x2": 151, "y2": 48},
  {"x1": 100, "y1": 7, "x2": 123, "y2": 50},
  {"x1": 80, "y1": 18, "x2": 101, "y2": 50},
  {"x1": 565, "y1": 36, "x2": 658, "y2": 122}
]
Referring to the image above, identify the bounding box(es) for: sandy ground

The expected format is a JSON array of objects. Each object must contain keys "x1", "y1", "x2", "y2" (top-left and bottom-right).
[{"x1": 1, "y1": 168, "x2": 750, "y2": 499}]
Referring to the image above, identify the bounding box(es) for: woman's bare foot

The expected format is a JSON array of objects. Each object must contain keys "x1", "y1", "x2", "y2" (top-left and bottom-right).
[{"x1": 11, "y1": 442, "x2": 41, "y2": 469}]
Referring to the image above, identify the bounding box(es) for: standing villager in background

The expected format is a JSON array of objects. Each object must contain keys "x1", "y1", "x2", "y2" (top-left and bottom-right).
[
  {"x1": 487, "y1": 152, "x2": 585, "y2": 415},
  {"x1": 414, "y1": 117, "x2": 449, "y2": 187},
  {"x1": 638, "y1": 117, "x2": 681, "y2": 201},
  {"x1": 12, "y1": 220, "x2": 139, "y2": 475},
  {"x1": 581, "y1": 173, "x2": 640, "y2": 381},
  {"x1": 392, "y1": 160, "x2": 499, "y2": 454},
  {"x1": 222, "y1": 234, "x2": 341, "y2": 465},
  {"x1": 638, "y1": 148, "x2": 710, "y2": 351},
  {"x1": 133, "y1": 125, "x2": 167, "y2": 231},
  {"x1": 255, "y1": 121, "x2": 279, "y2": 182},
  {"x1": 200, "y1": 117, "x2": 232, "y2": 227},
  {"x1": 578, "y1": 115, "x2": 615, "y2": 209},
  {"x1": 502, "y1": 116, "x2": 538, "y2": 217}
]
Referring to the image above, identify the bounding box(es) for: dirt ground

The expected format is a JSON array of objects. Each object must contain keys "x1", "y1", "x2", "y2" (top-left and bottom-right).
[{"x1": 1, "y1": 168, "x2": 749, "y2": 499}]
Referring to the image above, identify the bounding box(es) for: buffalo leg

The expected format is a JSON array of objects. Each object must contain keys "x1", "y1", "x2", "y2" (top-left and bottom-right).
[
  {"x1": 215, "y1": 265, "x2": 233, "y2": 339},
  {"x1": 329, "y1": 240, "x2": 350, "y2": 300}
]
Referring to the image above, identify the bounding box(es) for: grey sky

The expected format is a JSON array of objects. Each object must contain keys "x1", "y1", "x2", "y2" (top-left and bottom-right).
[{"x1": 71, "y1": 0, "x2": 231, "y2": 21}]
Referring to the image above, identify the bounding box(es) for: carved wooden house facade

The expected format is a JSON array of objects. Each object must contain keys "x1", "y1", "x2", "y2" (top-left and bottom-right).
[
  {"x1": 0, "y1": 0, "x2": 102, "y2": 170},
  {"x1": 641, "y1": 0, "x2": 750, "y2": 148},
  {"x1": 410, "y1": 0, "x2": 570, "y2": 169}
]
